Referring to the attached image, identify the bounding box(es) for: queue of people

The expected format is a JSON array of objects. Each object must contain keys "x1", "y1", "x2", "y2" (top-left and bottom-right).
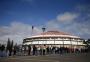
[
  {"x1": 22, "y1": 45, "x2": 89, "y2": 56},
  {"x1": 0, "y1": 44, "x2": 89, "y2": 57},
  {"x1": 0, "y1": 44, "x2": 19, "y2": 57}
]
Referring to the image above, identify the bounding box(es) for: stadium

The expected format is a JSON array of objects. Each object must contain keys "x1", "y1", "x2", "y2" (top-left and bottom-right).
[{"x1": 23, "y1": 31, "x2": 85, "y2": 49}]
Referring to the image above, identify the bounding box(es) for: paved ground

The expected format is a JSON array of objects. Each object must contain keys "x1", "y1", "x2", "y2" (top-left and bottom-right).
[{"x1": 0, "y1": 53, "x2": 90, "y2": 62}]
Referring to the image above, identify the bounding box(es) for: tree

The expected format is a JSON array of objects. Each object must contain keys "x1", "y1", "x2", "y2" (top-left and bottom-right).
[
  {"x1": 83, "y1": 39, "x2": 90, "y2": 47},
  {"x1": 87, "y1": 39, "x2": 90, "y2": 50},
  {"x1": 13, "y1": 43, "x2": 17, "y2": 55},
  {"x1": 0, "y1": 44, "x2": 1, "y2": 51},
  {"x1": 11, "y1": 40, "x2": 13, "y2": 49},
  {"x1": 6, "y1": 38, "x2": 14, "y2": 56},
  {"x1": 6, "y1": 38, "x2": 11, "y2": 51},
  {"x1": 87, "y1": 39, "x2": 90, "y2": 44},
  {"x1": 28, "y1": 45, "x2": 31, "y2": 55},
  {"x1": 0, "y1": 45, "x2": 5, "y2": 51},
  {"x1": 83, "y1": 39, "x2": 90, "y2": 52},
  {"x1": 9, "y1": 40, "x2": 13, "y2": 56}
]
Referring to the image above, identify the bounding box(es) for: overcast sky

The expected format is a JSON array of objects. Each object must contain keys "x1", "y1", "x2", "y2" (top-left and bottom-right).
[{"x1": 0, "y1": 0, "x2": 90, "y2": 44}]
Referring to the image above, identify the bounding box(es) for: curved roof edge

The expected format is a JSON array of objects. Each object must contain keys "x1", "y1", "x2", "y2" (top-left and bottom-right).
[{"x1": 30, "y1": 31, "x2": 80, "y2": 38}]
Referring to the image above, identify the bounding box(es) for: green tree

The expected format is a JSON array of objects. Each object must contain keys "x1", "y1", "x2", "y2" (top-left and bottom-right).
[
  {"x1": 9, "y1": 40, "x2": 14, "y2": 56},
  {"x1": 13, "y1": 43, "x2": 18, "y2": 55},
  {"x1": 83, "y1": 39, "x2": 90, "y2": 47},
  {"x1": 87, "y1": 39, "x2": 90, "y2": 44},
  {"x1": 6, "y1": 38, "x2": 11, "y2": 51},
  {"x1": 83, "y1": 39, "x2": 90, "y2": 52},
  {"x1": 6, "y1": 38, "x2": 14, "y2": 56},
  {"x1": 11, "y1": 40, "x2": 13, "y2": 49},
  {"x1": 0, "y1": 45, "x2": 5, "y2": 51}
]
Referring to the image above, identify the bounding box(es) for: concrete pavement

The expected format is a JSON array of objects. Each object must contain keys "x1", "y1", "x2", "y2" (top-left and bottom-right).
[{"x1": 0, "y1": 53, "x2": 90, "y2": 62}]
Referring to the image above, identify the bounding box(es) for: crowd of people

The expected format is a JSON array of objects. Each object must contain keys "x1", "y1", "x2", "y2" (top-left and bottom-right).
[
  {"x1": 0, "y1": 43, "x2": 19, "y2": 57},
  {"x1": 23, "y1": 45, "x2": 89, "y2": 56},
  {"x1": 0, "y1": 44, "x2": 90, "y2": 57}
]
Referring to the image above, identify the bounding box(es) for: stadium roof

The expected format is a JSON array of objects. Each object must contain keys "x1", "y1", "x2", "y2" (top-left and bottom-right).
[{"x1": 30, "y1": 31, "x2": 80, "y2": 38}]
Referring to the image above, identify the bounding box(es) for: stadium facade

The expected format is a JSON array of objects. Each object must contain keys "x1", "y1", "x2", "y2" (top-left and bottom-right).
[{"x1": 23, "y1": 31, "x2": 85, "y2": 49}]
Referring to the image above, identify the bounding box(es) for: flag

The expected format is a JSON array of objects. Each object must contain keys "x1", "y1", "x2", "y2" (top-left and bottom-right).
[
  {"x1": 32, "y1": 26, "x2": 34, "y2": 30},
  {"x1": 31, "y1": 26, "x2": 34, "y2": 36}
]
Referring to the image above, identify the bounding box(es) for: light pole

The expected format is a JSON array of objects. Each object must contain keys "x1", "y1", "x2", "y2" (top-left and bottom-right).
[
  {"x1": 42, "y1": 27, "x2": 46, "y2": 55},
  {"x1": 42, "y1": 27, "x2": 46, "y2": 45},
  {"x1": 42, "y1": 27, "x2": 46, "y2": 33},
  {"x1": 70, "y1": 38, "x2": 72, "y2": 53}
]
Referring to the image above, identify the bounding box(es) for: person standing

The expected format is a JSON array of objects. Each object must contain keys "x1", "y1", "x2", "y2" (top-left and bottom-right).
[
  {"x1": 37, "y1": 46, "x2": 40, "y2": 55},
  {"x1": 43, "y1": 46, "x2": 46, "y2": 55},
  {"x1": 28, "y1": 45, "x2": 31, "y2": 55},
  {"x1": 33, "y1": 45, "x2": 37, "y2": 55}
]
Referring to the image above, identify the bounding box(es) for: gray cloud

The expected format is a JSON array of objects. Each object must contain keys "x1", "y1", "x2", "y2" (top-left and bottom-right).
[
  {"x1": 46, "y1": 5, "x2": 90, "y2": 39},
  {"x1": 57, "y1": 12, "x2": 79, "y2": 22},
  {"x1": 0, "y1": 21, "x2": 42, "y2": 44}
]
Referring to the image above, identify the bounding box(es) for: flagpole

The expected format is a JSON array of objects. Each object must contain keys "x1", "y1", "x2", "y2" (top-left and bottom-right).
[
  {"x1": 31, "y1": 26, "x2": 34, "y2": 51},
  {"x1": 31, "y1": 26, "x2": 34, "y2": 36}
]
